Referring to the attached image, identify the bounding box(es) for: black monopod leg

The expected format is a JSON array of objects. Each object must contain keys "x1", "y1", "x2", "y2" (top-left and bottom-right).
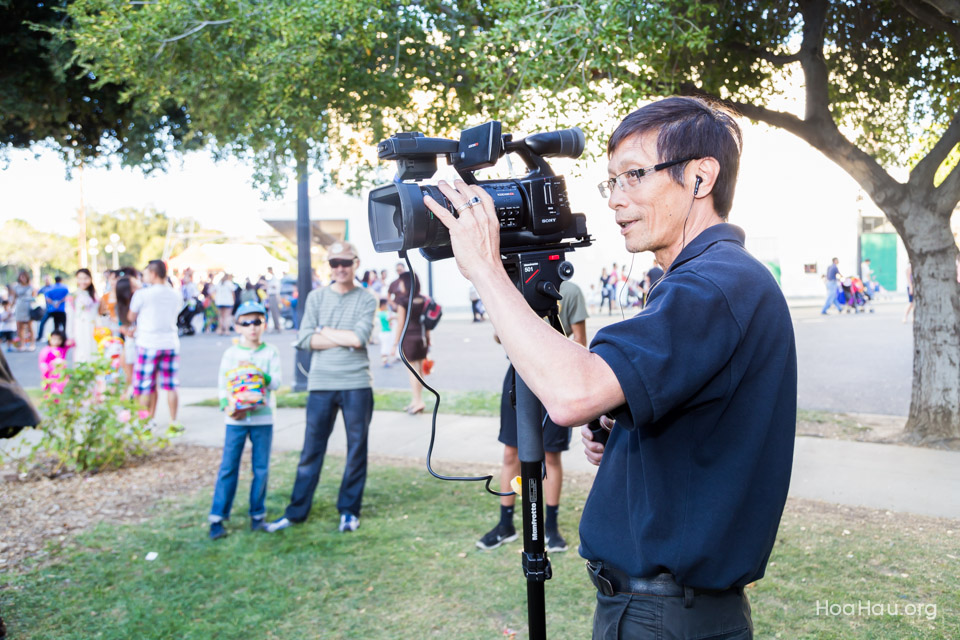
[{"x1": 515, "y1": 373, "x2": 550, "y2": 640}]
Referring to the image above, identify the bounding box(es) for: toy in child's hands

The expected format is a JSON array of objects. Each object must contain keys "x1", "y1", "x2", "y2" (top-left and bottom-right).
[{"x1": 226, "y1": 364, "x2": 266, "y2": 412}]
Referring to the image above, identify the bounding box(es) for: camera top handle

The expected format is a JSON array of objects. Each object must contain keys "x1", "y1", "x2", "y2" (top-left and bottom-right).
[{"x1": 377, "y1": 122, "x2": 585, "y2": 184}]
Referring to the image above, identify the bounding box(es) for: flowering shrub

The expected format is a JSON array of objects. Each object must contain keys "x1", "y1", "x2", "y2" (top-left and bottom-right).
[{"x1": 10, "y1": 357, "x2": 181, "y2": 474}]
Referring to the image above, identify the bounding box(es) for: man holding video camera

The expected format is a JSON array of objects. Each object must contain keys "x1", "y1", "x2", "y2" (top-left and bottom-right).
[{"x1": 423, "y1": 96, "x2": 796, "y2": 639}]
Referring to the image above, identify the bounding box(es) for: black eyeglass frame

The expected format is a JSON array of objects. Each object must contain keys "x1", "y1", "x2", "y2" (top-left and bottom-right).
[
  {"x1": 236, "y1": 318, "x2": 265, "y2": 327},
  {"x1": 597, "y1": 156, "x2": 700, "y2": 198}
]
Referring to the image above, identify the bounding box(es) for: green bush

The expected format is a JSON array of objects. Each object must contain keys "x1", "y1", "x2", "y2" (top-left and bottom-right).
[{"x1": 4, "y1": 357, "x2": 180, "y2": 475}]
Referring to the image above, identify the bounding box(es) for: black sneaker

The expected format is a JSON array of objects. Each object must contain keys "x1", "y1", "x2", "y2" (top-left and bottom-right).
[
  {"x1": 209, "y1": 521, "x2": 227, "y2": 541},
  {"x1": 545, "y1": 530, "x2": 568, "y2": 553},
  {"x1": 250, "y1": 517, "x2": 267, "y2": 532},
  {"x1": 476, "y1": 523, "x2": 518, "y2": 550}
]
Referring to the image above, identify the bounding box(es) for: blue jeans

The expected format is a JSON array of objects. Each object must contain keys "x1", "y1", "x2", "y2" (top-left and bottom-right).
[
  {"x1": 821, "y1": 280, "x2": 843, "y2": 313},
  {"x1": 284, "y1": 389, "x2": 374, "y2": 522},
  {"x1": 209, "y1": 424, "x2": 273, "y2": 522}
]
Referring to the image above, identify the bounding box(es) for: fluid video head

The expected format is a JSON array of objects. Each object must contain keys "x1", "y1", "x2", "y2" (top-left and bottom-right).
[{"x1": 368, "y1": 121, "x2": 591, "y2": 261}]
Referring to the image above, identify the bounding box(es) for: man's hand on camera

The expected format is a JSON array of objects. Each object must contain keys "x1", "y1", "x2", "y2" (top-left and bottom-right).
[{"x1": 422, "y1": 180, "x2": 501, "y2": 282}]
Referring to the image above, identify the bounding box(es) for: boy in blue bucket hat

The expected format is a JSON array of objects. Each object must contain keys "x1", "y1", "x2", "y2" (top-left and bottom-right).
[{"x1": 208, "y1": 300, "x2": 283, "y2": 540}]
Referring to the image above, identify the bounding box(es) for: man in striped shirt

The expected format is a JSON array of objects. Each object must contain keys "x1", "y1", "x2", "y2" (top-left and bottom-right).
[{"x1": 267, "y1": 241, "x2": 378, "y2": 534}]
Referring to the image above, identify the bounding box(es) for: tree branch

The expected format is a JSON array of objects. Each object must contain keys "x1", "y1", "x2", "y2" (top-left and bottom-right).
[
  {"x1": 910, "y1": 108, "x2": 960, "y2": 188},
  {"x1": 727, "y1": 42, "x2": 801, "y2": 67},
  {"x1": 677, "y1": 84, "x2": 905, "y2": 211},
  {"x1": 934, "y1": 160, "x2": 960, "y2": 212},
  {"x1": 924, "y1": 0, "x2": 960, "y2": 20},
  {"x1": 896, "y1": 0, "x2": 960, "y2": 46},
  {"x1": 160, "y1": 19, "x2": 234, "y2": 44}
]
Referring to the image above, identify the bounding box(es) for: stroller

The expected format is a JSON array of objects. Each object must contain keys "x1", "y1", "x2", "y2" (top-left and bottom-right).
[
  {"x1": 177, "y1": 297, "x2": 204, "y2": 336},
  {"x1": 838, "y1": 277, "x2": 871, "y2": 313}
]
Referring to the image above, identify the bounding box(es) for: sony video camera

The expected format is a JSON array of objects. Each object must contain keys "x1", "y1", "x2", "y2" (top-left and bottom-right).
[{"x1": 368, "y1": 121, "x2": 590, "y2": 261}]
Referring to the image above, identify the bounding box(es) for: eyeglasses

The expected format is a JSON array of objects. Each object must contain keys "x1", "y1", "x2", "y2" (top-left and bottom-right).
[
  {"x1": 597, "y1": 157, "x2": 699, "y2": 198},
  {"x1": 236, "y1": 318, "x2": 264, "y2": 327},
  {"x1": 329, "y1": 259, "x2": 354, "y2": 268}
]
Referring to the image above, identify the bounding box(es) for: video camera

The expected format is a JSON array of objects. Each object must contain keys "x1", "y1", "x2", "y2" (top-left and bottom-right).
[{"x1": 368, "y1": 121, "x2": 590, "y2": 261}]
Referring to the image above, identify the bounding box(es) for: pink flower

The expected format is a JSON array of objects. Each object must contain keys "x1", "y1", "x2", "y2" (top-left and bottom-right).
[
  {"x1": 117, "y1": 409, "x2": 131, "y2": 424},
  {"x1": 137, "y1": 410, "x2": 150, "y2": 420}
]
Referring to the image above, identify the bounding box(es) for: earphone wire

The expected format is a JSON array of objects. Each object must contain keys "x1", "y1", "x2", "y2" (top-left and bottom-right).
[
  {"x1": 617, "y1": 254, "x2": 637, "y2": 320},
  {"x1": 396, "y1": 252, "x2": 509, "y2": 496}
]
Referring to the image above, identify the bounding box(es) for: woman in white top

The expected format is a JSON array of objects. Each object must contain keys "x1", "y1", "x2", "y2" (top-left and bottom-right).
[
  {"x1": 214, "y1": 273, "x2": 237, "y2": 335},
  {"x1": 71, "y1": 268, "x2": 99, "y2": 362}
]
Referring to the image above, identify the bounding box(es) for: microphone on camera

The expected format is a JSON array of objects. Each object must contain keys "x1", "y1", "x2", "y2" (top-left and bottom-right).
[{"x1": 523, "y1": 127, "x2": 586, "y2": 159}]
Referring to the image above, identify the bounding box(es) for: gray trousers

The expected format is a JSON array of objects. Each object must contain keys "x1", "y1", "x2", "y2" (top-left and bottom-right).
[{"x1": 268, "y1": 294, "x2": 282, "y2": 330}]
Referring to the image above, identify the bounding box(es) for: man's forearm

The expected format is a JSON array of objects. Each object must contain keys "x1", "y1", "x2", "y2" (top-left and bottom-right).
[
  {"x1": 471, "y1": 265, "x2": 625, "y2": 426},
  {"x1": 309, "y1": 327, "x2": 361, "y2": 350}
]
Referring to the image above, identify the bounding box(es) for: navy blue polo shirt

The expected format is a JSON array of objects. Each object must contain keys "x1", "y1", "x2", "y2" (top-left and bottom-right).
[{"x1": 581, "y1": 223, "x2": 797, "y2": 590}]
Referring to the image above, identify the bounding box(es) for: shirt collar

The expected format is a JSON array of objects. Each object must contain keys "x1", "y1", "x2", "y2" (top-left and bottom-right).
[{"x1": 667, "y1": 223, "x2": 746, "y2": 273}]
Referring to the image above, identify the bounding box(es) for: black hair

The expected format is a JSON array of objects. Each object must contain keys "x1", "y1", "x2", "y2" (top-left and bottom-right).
[
  {"x1": 54, "y1": 276, "x2": 62, "y2": 283},
  {"x1": 397, "y1": 271, "x2": 420, "y2": 298},
  {"x1": 115, "y1": 276, "x2": 135, "y2": 325},
  {"x1": 75, "y1": 268, "x2": 97, "y2": 302},
  {"x1": 146, "y1": 259, "x2": 167, "y2": 280},
  {"x1": 48, "y1": 329, "x2": 67, "y2": 345},
  {"x1": 608, "y1": 96, "x2": 742, "y2": 218}
]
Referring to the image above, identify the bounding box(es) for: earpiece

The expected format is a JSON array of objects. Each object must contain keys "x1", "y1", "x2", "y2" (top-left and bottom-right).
[{"x1": 694, "y1": 176, "x2": 702, "y2": 196}]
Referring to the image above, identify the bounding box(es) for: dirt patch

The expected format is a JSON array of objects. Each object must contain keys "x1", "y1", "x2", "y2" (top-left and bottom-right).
[
  {"x1": 0, "y1": 444, "x2": 221, "y2": 574},
  {"x1": 794, "y1": 412, "x2": 960, "y2": 448}
]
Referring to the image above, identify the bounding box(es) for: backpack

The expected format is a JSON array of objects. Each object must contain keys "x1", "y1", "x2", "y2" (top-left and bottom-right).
[{"x1": 420, "y1": 295, "x2": 442, "y2": 330}]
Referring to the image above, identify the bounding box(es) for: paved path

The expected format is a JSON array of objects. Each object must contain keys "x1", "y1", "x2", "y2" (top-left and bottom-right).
[
  {"x1": 3, "y1": 298, "x2": 916, "y2": 415},
  {"x1": 166, "y1": 388, "x2": 960, "y2": 521}
]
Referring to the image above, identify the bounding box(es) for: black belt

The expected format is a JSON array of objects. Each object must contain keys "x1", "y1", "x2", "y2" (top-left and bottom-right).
[{"x1": 586, "y1": 561, "x2": 738, "y2": 608}]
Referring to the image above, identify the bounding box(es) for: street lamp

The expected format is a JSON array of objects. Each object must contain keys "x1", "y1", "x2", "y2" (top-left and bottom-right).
[
  {"x1": 87, "y1": 238, "x2": 100, "y2": 274},
  {"x1": 104, "y1": 233, "x2": 125, "y2": 270}
]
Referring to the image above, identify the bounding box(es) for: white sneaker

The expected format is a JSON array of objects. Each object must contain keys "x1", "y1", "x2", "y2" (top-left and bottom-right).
[
  {"x1": 266, "y1": 517, "x2": 292, "y2": 533},
  {"x1": 338, "y1": 513, "x2": 360, "y2": 532}
]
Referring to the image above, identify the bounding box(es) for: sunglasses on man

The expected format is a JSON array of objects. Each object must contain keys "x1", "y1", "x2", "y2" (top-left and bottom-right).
[
  {"x1": 329, "y1": 258, "x2": 355, "y2": 268},
  {"x1": 236, "y1": 318, "x2": 264, "y2": 327}
]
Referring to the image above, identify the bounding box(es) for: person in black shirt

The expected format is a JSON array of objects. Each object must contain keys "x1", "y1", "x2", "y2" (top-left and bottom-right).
[{"x1": 422, "y1": 96, "x2": 796, "y2": 639}]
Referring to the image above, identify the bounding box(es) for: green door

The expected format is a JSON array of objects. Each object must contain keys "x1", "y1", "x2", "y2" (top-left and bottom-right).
[{"x1": 861, "y1": 233, "x2": 898, "y2": 291}]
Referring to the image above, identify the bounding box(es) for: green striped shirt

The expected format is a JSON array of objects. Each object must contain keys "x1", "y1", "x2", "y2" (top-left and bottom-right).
[{"x1": 296, "y1": 285, "x2": 377, "y2": 390}]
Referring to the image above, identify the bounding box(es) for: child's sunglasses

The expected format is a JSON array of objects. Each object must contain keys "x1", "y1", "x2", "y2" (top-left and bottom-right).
[{"x1": 236, "y1": 318, "x2": 264, "y2": 327}]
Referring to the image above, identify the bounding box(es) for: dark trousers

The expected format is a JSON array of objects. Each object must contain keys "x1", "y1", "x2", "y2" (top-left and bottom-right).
[
  {"x1": 592, "y1": 589, "x2": 753, "y2": 639},
  {"x1": 284, "y1": 388, "x2": 374, "y2": 521},
  {"x1": 37, "y1": 311, "x2": 66, "y2": 339}
]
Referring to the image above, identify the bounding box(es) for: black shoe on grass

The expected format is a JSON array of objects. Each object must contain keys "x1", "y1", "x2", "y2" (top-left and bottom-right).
[
  {"x1": 545, "y1": 530, "x2": 568, "y2": 553},
  {"x1": 209, "y1": 521, "x2": 227, "y2": 541},
  {"x1": 476, "y1": 523, "x2": 518, "y2": 550}
]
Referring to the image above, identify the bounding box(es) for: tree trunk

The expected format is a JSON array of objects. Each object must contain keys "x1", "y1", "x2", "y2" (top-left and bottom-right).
[{"x1": 895, "y1": 197, "x2": 960, "y2": 445}]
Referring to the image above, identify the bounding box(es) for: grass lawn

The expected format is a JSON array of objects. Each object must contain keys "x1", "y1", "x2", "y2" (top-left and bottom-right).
[
  {"x1": 192, "y1": 388, "x2": 502, "y2": 416},
  {"x1": 2, "y1": 454, "x2": 957, "y2": 639}
]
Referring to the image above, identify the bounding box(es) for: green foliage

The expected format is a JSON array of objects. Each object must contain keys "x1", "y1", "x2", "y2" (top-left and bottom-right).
[
  {"x1": 458, "y1": 0, "x2": 957, "y2": 168},
  {"x1": 63, "y1": 0, "x2": 472, "y2": 194},
  {"x1": 5, "y1": 358, "x2": 180, "y2": 474},
  {"x1": 0, "y1": 219, "x2": 77, "y2": 277},
  {"x1": 0, "y1": 0, "x2": 202, "y2": 170},
  {"x1": 85, "y1": 207, "x2": 191, "y2": 269}
]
